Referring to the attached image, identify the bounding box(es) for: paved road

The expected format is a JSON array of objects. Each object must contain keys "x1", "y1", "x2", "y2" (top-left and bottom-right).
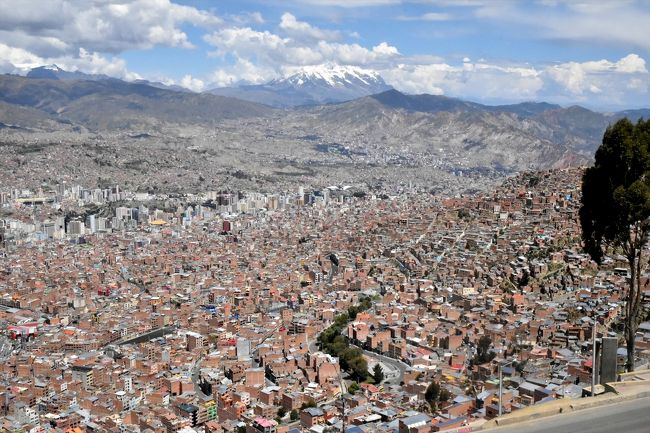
[
  {"x1": 355, "y1": 345, "x2": 408, "y2": 384},
  {"x1": 482, "y1": 396, "x2": 650, "y2": 433},
  {"x1": 116, "y1": 326, "x2": 176, "y2": 346},
  {"x1": 191, "y1": 354, "x2": 211, "y2": 398}
]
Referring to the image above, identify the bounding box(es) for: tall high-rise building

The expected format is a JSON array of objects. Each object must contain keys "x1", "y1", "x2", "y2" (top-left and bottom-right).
[
  {"x1": 86, "y1": 215, "x2": 97, "y2": 234},
  {"x1": 67, "y1": 220, "x2": 85, "y2": 236}
]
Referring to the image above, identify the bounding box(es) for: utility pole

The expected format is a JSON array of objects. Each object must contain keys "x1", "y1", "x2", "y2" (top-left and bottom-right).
[
  {"x1": 339, "y1": 368, "x2": 346, "y2": 433},
  {"x1": 498, "y1": 364, "x2": 503, "y2": 417},
  {"x1": 498, "y1": 358, "x2": 516, "y2": 417},
  {"x1": 591, "y1": 321, "x2": 598, "y2": 396}
]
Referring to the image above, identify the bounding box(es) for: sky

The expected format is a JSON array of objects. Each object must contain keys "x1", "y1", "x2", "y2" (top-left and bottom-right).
[{"x1": 0, "y1": 0, "x2": 649, "y2": 110}]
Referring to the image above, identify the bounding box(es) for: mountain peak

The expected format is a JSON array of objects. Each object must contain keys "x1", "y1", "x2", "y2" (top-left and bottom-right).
[
  {"x1": 26, "y1": 64, "x2": 108, "y2": 81},
  {"x1": 41, "y1": 64, "x2": 63, "y2": 72},
  {"x1": 277, "y1": 64, "x2": 385, "y2": 88},
  {"x1": 26, "y1": 64, "x2": 66, "y2": 79},
  {"x1": 211, "y1": 64, "x2": 393, "y2": 107}
]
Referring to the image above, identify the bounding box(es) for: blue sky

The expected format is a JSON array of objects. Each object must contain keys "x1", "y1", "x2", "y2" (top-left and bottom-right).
[{"x1": 0, "y1": 0, "x2": 649, "y2": 109}]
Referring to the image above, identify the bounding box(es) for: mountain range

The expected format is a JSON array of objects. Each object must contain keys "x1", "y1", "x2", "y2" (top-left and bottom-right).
[
  {"x1": 0, "y1": 72, "x2": 270, "y2": 130},
  {"x1": 1, "y1": 66, "x2": 650, "y2": 192}
]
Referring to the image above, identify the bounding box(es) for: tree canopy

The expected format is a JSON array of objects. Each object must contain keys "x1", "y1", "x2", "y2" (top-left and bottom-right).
[
  {"x1": 373, "y1": 363, "x2": 385, "y2": 384},
  {"x1": 424, "y1": 380, "x2": 451, "y2": 412},
  {"x1": 580, "y1": 117, "x2": 650, "y2": 371},
  {"x1": 580, "y1": 118, "x2": 650, "y2": 264},
  {"x1": 472, "y1": 335, "x2": 496, "y2": 366}
]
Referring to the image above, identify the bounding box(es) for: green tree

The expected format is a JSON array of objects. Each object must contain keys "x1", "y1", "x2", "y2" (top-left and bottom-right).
[
  {"x1": 373, "y1": 363, "x2": 385, "y2": 384},
  {"x1": 580, "y1": 118, "x2": 650, "y2": 372},
  {"x1": 290, "y1": 409, "x2": 299, "y2": 421},
  {"x1": 424, "y1": 380, "x2": 451, "y2": 412},
  {"x1": 439, "y1": 387, "x2": 451, "y2": 404},
  {"x1": 473, "y1": 335, "x2": 496, "y2": 365},
  {"x1": 348, "y1": 382, "x2": 360, "y2": 394},
  {"x1": 348, "y1": 355, "x2": 368, "y2": 382},
  {"x1": 301, "y1": 398, "x2": 317, "y2": 409},
  {"x1": 277, "y1": 407, "x2": 287, "y2": 418},
  {"x1": 424, "y1": 380, "x2": 440, "y2": 405}
]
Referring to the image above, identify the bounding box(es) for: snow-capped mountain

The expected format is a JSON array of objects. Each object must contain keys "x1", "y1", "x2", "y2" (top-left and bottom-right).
[
  {"x1": 24, "y1": 64, "x2": 190, "y2": 92},
  {"x1": 26, "y1": 64, "x2": 112, "y2": 81},
  {"x1": 209, "y1": 65, "x2": 393, "y2": 107}
]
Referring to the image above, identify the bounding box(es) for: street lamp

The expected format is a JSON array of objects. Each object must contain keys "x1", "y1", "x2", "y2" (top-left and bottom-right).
[{"x1": 498, "y1": 357, "x2": 517, "y2": 417}]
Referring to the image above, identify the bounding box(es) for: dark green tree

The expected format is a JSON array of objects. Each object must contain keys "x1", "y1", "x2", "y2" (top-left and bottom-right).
[
  {"x1": 424, "y1": 380, "x2": 452, "y2": 412},
  {"x1": 580, "y1": 118, "x2": 650, "y2": 372},
  {"x1": 473, "y1": 335, "x2": 496, "y2": 365},
  {"x1": 348, "y1": 355, "x2": 368, "y2": 382},
  {"x1": 372, "y1": 363, "x2": 385, "y2": 384},
  {"x1": 277, "y1": 407, "x2": 287, "y2": 418},
  {"x1": 348, "y1": 382, "x2": 360, "y2": 394},
  {"x1": 439, "y1": 387, "x2": 451, "y2": 404},
  {"x1": 424, "y1": 380, "x2": 440, "y2": 405},
  {"x1": 290, "y1": 409, "x2": 299, "y2": 421}
]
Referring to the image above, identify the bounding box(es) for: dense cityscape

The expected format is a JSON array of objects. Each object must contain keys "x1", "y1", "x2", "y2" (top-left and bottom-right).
[{"x1": 1, "y1": 167, "x2": 648, "y2": 433}]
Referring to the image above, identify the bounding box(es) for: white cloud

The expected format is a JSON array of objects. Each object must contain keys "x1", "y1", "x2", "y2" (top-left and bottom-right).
[
  {"x1": 546, "y1": 54, "x2": 647, "y2": 95},
  {"x1": 0, "y1": 42, "x2": 139, "y2": 80},
  {"x1": 230, "y1": 11, "x2": 265, "y2": 25},
  {"x1": 201, "y1": 13, "x2": 648, "y2": 108},
  {"x1": 280, "y1": 13, "x2": 341, "y2": 42},
  {"x1": 204, "y1": 25, "x2": 399, "y2": 72},
  {"x1": 208, "y1": 57, "x2": 278, "y2": 87},
  {"x1": 293, "y1": 0, "x2": 400, "y2": 7},
  {"x1": 180, "y1": 74, "x2": 205, "y2": 92},
  {"x1": 0, "y1": 0, "x2": 222, "y2": 56},
  {"x1": 397, "y1": 12, "x2": 452, "y2": 21},
  {"x1": 372, "y1": 42, "x2": 400, "y2": 57},
  {"x1": 474, "y1": 0, "x2": 650, "y2": 52},
  {"x1": 0, "y1": 43, "x2": 43, "y2": 70},
  {"x1": 381, "y1": 61, "x2": 544, "y2": 101}
]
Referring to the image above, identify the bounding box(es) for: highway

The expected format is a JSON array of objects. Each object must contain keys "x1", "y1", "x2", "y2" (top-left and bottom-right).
[{"x1": 482, "y1": 396, "x2": 650, "y2": 433}]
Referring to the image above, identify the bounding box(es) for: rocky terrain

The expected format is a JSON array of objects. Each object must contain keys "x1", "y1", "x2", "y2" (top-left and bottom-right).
[{"x1": 1, "y1": 72, "x2": 649, "y2": 195}]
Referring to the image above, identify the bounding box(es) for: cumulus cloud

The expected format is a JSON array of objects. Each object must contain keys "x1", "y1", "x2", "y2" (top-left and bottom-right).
[
  {"x1": 229, "y1": 11, "x2": 265, "y2": 25},
  {"x1": 546, "y1": 54, "x2": 647, "y2": 95},
  {"x1": 381, "y1": 61, "x2": 544, "y2": 101},
  {"x1": 204, "y1": 23, "x2": 399, "y2": 71},
  {"x1": 0, "y1": 42, "x2": 139, "y2": 80},
  {"x1": 208, "y1": 57, "x2": 278, "y2": 87},
  {"x1": 180, "y1": 74, "x2": 205, "y2": 92},
  {"x1": 0, "y1": 43, "x2": 43, "y2": 71},
  {"x1": 280, "y1": 13, "x2": 341, "y2": 42},
  {"x1": 0, "y1": 0, "x2": 222, "y2": 56},
  {"x1": 200, "y1": 11, "x2": 649, "y2": 108}
]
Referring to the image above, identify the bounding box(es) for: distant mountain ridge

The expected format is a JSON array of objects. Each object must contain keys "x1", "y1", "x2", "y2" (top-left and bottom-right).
[
  {"x1": 27, "y1": 64, "x2": 112, "y2": 81},
  {"x1": 0, "y1": 73, "x2": 272, "y2": 131},
  {"x1": 210, "y1": 65, "x2": 393, "y2": 107},
  {"x1": 25, "y1": 64, "x2": 189, "y2": 93},
  {"x1": 1, "y1": 71, "x2": 650, "y2": 179}
]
